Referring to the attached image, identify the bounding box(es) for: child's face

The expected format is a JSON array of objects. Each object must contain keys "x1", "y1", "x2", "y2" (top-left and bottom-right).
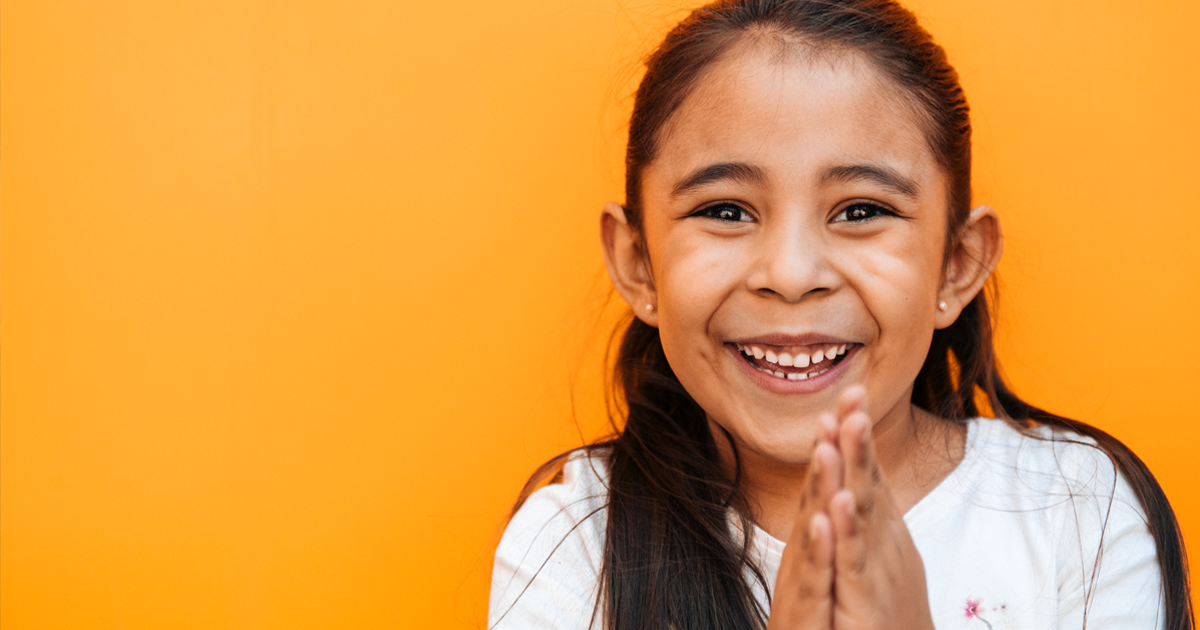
[{"x1": 637, "y1": 44, "x2": 950, "y2": 464}]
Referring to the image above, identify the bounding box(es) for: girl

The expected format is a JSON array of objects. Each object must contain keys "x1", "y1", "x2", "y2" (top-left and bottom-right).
[{"x1": 489, "y1": 0, "x2": 1192, "y2": 628}]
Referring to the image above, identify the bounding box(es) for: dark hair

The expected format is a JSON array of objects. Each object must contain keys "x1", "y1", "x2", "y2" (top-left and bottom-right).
[{"x1": 516, "y1": 1, "x2": 1192, "y2": 628}]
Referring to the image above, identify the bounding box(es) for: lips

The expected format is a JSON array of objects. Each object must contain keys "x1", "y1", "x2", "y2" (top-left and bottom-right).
[{"x1": 732, "y1": 341, "x2": 850, "y2": 381}]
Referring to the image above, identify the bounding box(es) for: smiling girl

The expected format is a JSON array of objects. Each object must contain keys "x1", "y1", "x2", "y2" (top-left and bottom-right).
[{"x1": 488, "y1": 1, "x2": 1192, "y2": 629}]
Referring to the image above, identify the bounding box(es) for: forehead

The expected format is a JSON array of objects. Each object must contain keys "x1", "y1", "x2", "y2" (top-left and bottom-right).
[{"x1": 646, "y1": 41, "x2": 941, "y2": 192}]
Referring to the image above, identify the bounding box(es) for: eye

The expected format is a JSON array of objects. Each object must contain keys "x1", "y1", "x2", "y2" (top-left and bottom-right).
[
  {"x1": 693, "y1": 202, "x2": 753, "y2": 223},
  {"x1": 832, "y1": 202, "x2": 896, "y2": 223}
]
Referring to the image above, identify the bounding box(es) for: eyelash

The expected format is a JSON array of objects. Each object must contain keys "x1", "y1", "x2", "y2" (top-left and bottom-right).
[
  {"x1": 693, "y1": 202, "x2": 753, "y2": 223},
  {"x1": 832, "y1": 202, "x2": 897, "y2": 223}
]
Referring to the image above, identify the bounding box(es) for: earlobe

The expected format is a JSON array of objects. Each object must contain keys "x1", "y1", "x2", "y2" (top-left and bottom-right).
[
  {"x1": 600, "y1": 202, "x2": 658, "y2": 326},
  {"x1": 935, "y1": 205, "x2": 1003, "y2": 329}
]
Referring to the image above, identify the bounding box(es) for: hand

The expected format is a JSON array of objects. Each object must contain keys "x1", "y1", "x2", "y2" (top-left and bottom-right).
[
  {"x1": 769, "y1": 387, "x2": 935, "y2": 630},
  {"x1": 828, "y1": 387, "x2": 935, "y2": 630},
  {"x1": 765, "y1": 428, "x2": 843, "y2": 630}
]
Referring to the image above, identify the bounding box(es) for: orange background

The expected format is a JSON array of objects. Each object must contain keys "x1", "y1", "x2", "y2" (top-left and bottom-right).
[{"x1": 2, "y1": 0, "x2": 1197, "y2": 627}]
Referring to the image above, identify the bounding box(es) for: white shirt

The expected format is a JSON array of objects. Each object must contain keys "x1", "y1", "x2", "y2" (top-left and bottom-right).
[{"x1": 489, "y1": 418, "x2": 1164, "y2": 629}]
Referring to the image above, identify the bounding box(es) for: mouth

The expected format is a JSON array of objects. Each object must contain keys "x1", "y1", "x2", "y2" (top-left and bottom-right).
[{"x1": 729, "y1": 341, "x2": 855, "y2": 382}]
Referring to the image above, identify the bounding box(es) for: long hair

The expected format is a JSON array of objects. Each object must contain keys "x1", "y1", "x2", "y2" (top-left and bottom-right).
[{"x1": 519, "y1": 1, "x2": 1192, "y2": 629}]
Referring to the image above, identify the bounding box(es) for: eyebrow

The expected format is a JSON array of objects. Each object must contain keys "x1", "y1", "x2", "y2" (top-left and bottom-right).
[
  {"x1": 819, "y1": 163, "x2": 920, "y2": 198},
  {"x1": 671, "y1": 162, "x2": 767, "y2": 198}
]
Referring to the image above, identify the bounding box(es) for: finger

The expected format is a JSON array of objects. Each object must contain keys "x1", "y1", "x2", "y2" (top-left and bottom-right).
[
  {"x1": 830, "y1": 489, "x2": 868, "y2": 579},
  {"x1": 791, "y1": 432, "x2": 847, "y2": 540},
  {"x1": 812, "y1": 441, "x2": 844, "y2": 507},
  {"x1": 796, "y1": 440, "x2": 843, "y2": 532},
  {"x1": 838, "y1": 408, "x2": 871, "y2": 471},
  {"x1": 806, "y1": 511, "x2": 835, "y2": 568},
  {"x1": 769, "y1": 513, "x2": 835, "y2": 630},
  {"x1": 790, "y1": 438, "x2": 843, "y2": 549},
  {"x1": 819, "y1": 412, "x2": 839, "y2": 447},
  {"x1": 807, "y1": 513, "x2": 835, "y2": 600},
  {"x1": 837, "y1": 384, "x2": 868, "y2": 421},
  {"x1": 839, "y1": 409, "x2": 880, "y2": 515}
]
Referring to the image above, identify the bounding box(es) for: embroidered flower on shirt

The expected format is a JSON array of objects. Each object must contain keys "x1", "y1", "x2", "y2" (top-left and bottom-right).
[{"x1": 963, "y1": 599, "x2": 994, "y2": 629}]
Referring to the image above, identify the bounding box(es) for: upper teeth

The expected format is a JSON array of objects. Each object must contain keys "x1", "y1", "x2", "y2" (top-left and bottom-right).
[{"x1": 734, "y1": 342, "x2": 847, "y2": 367}]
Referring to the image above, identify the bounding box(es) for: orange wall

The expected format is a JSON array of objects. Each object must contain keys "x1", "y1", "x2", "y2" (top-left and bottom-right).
[{"x1": 2, "y1": 1, "x2": 1197, "y2": 627}]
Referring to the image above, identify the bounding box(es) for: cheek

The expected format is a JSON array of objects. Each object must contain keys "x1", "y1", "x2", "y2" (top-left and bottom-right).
[
  {"x1": 650, "y1": 232, "x2": 748, "y2": 390},
  {"x1": 850, "y1": 219, "x2": 942, "y2": 303},
  {"x1": 861, "y1": 254, "x2": 939, "y2": 315},
  {"x1": 653, "y1": 233, "x2": 746, "y2": 334},
  {"x1": 840, "y1": 226, "x2": 943, "y2": 369}
]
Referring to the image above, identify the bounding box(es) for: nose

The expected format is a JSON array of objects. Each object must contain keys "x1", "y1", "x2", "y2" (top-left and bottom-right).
[{"x1": 746, "y1": 217, "x2": 837, "y2": 303}]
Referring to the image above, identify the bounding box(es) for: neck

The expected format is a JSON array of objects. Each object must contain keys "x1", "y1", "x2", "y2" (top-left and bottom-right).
[{"x1": 717, "y1": 398, "x2": 966, "y2": 542}]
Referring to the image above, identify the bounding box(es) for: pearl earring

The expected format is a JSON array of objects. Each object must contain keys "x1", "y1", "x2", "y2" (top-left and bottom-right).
[
  {"x1": 646, "y1": 304, "x2": 654, "y2": 312},
  {"x1": 937, "y1": 301, "x2": 948, "y2": 312}
]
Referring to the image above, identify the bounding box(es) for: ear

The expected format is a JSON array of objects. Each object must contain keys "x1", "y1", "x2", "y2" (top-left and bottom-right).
[
  {"x1": 600, "y1": 202, "x2": 658, "y2": 326},
  {"x1": 935, "y1": 205, "x2": 1003, "y2": 329}
]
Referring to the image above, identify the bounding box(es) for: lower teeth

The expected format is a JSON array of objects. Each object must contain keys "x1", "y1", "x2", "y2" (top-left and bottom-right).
[{"x1": 754, "y1": 363, "x2": 828, "y2": 380}]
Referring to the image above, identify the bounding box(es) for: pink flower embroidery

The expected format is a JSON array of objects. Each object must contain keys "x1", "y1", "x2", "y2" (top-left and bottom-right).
[{"x1": 963, "y1": 599, "x2": 994, "y2": 629}]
